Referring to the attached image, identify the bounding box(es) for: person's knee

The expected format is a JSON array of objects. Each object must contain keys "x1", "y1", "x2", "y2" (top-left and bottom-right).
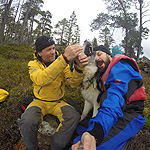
[
  {"x1": 73, "y1": 109, "x2": 80, "y2": 121},
  {"x1": 62, "y1": 105, "x2": 80, "y2": 122},
  {"x1": 19, "y1": 106, "x2": 42, "y2": 129}
]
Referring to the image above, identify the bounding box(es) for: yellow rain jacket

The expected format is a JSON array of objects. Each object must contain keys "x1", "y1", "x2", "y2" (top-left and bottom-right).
[
  {"x1": 20, "y1": 52, "x2": 85, "y2": 149},
  {"x1": 28, "y1": 54, "x2": 85, "y2": 102},
  {"x1": 0, "y1": 89, "x2": 9, "y2": 102}
]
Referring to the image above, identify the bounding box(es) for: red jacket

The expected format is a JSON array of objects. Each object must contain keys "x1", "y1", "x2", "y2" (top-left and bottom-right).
[{"x1": 102, "y1": 54, "x2": 146, "y2": 104}]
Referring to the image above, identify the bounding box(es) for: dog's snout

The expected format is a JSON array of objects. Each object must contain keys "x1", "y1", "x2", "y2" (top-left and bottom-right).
[{"x1": 83, "y1": 40, "x2": 93, "y2": 57}]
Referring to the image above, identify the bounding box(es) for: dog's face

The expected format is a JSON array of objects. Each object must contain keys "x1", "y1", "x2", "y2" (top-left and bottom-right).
[
  {"x1": 83, "y1": 40, "x2": 93, "y2": 57},
  {"x1": 83, "y1": 40, "x2": 96, "y2": 65},
  {"x1": 82, "y1": 40, "x2": 98, "y2": 82}
]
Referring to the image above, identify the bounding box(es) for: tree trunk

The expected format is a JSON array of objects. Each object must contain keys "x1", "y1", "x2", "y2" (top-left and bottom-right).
[
  {"x1": 28, "y1": 17, "x2": 34, "y2": 45},
  {"x1": 19, "y1": 0, "x2": 33, "y2": 44},
  {"x1": 136, "y1": 0, "x2": 142, "y2": 61},
  {"x1": 14, "y1": 0, "x2": 21, "y2": 22},
  {"x1": 13, "y1": 0, "x2": 25, "y2": 44},
  {"x1": 125, "y1": 28, "x2": 128, "y2": 56},
  {"x1": 118, "y1": 0, "x2": 129, "y2": 56},
  {"x1": 0, "y1": 0, "x2": 13, "y2": 45}
]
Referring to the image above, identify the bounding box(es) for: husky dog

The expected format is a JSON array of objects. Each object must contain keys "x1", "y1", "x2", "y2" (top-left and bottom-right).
[{"x1": 80, "y1": 40, "x2": 100, "y2": 121}]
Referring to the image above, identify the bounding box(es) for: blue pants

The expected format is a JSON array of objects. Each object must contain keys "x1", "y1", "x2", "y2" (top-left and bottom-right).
[{"x1": 71, "y1": 111, "x2": 146, "y2": 150}]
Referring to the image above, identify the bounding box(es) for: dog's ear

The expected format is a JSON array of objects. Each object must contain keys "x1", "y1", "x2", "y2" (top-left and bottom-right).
[{"x1": 83, "y1": 40, "x2": 93, "y2": 57}]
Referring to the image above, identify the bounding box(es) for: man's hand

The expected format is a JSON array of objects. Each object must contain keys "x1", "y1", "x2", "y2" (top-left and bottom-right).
[
  {"x1": 72, "y1": 132, "x2": 96, "y2": 150},
  {"x1": 75, "y1": 52, "x2": 88, "y2": 68},
  {"x1": 64, "y1": 43, "x2": 84, "y2": 61}
]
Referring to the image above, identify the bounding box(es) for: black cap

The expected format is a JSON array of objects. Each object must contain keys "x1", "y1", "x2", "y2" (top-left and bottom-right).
[
  {"x1": 93, "y1": 45, "x2": 111, "y2": 55},
  {"x1": 35, "y1": 35, "x2": 55, "y2": 52}
]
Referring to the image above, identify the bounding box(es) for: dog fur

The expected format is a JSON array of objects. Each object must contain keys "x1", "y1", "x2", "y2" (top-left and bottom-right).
[{"x1": 80, "y1": 40, "x2": 100, "y2": 121}]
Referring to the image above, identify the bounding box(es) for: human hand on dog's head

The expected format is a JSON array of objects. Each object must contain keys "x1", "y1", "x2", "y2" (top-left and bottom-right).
[
  {"x1": 75, "y1": 52, "x2": 88, "y2": 68},
  {"x1": 63, "y1": 42, "x2": 84, "y2": 62}
]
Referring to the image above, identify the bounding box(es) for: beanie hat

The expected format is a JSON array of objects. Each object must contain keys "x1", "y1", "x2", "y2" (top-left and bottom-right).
[
  {"x1": 111, "y1": 45, "x2": 122, "y2": 58},
  {"x1": 35, "y1": 35, "x2": 55, "y2": 52},
  {"x1": 93, "y1": 45, "x2": 111, "y2": 55}
]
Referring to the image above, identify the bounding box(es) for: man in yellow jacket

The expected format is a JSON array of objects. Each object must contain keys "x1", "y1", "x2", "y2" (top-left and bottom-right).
[{"x1": 18, "y1": 35, "x2": 88, "y2": 150}]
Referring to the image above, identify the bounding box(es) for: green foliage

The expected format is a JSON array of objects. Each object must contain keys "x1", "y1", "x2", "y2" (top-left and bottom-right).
[
  {"x1": 90, "y1": 13, "x2": 110, "y2": 31},
  {"x1": 0, "y1": 43, "x2": 34, "y2": 99},
  {"x1": 99, "y1": 26, "x2": 115, "y2": 49},
  {"x1": 141, "y1": 71, "x2": 150, "y2": 128},
  {"x1": 92, "y1": 37, "x2": 98, "y2": 47},
  {"x1": 91, "y1": 0, "x2": 149, "y2": 60},
  {"x1": 55, "y1": 45, "x2": 66, "y2": 54},
  {"x1": 138, "y1": 61, "x2": 144, "y2": 69},
  {"x1": 54, "y1": 18, "x2": 69, "y2": 45},
  {"x1": 64, "y1": 86, "x2": 85, "y2": 113},
  {"x1": 144, "y1": 99, "x2": 150, "y2": 128},
  {"x1": 0, "y1": 44, "x2": 35, "y2": 148},
  {"x1": 54, "y1": 11, "x2": 80, "y2": 45},
  {"x1": 0, "y1": 43, "x2": 33, "y2": 60}
]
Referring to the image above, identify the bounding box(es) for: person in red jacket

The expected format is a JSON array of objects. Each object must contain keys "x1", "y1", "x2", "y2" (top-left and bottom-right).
[{"x1": 71, "y1": 45, "x2": 146, "y2": 150}]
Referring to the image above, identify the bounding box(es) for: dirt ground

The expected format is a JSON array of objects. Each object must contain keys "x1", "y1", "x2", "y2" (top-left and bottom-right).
[
  {"x1": 13, "y1": 123, "x2": 150, "y2": 150},
  {"x1": 13, "y1": 128, "x2": 150, "y2": 150},
  {"x1": 1, "y1": 101, "x2": 150, "y2": 150},
  {"x1": 13, "y1": 134, "x2": 52, "y2": 150}
]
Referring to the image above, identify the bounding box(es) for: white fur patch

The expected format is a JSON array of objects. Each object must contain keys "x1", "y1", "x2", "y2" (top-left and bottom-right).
[{"x1": 38, "y1": 121, "x2": 56, "y2": 136}]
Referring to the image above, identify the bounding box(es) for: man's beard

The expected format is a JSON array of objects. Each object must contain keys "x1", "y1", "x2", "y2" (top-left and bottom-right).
[{"x1": 97, "y1": 56, "x2": 111, "y2": 76}]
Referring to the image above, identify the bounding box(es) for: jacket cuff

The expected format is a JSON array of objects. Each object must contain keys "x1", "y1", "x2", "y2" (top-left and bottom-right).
[
  {"x1": 74, "y1": 61, "x2": 85, "y2": 74},
  {"x1": 62, "y1": 54, "x2": 71, "y2": 64},
  {"x1": 87, "y1": 122, "x2": 104, "y2": 146}
]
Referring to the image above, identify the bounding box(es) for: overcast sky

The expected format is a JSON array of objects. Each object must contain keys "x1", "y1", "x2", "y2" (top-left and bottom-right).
[{"x1": 42, "y1": 0, "x2": 150, "y2": 59}]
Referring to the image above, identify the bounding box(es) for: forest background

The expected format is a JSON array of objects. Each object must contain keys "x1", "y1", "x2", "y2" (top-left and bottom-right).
[
  {"x1": 0, "y1": 0, "x2": 150, "y2": 60},
  {"x1": 0, "y1": 0, "x2": 150, "y2": 150}
]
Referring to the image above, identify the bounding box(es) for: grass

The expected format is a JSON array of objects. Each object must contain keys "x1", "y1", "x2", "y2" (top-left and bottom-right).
[
  {"x1": 141, "y1": 71, "x2": 150, "y2": 128},
  {"x1": 0, "y1": 44, "x2": 34, "y2": 149}
]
